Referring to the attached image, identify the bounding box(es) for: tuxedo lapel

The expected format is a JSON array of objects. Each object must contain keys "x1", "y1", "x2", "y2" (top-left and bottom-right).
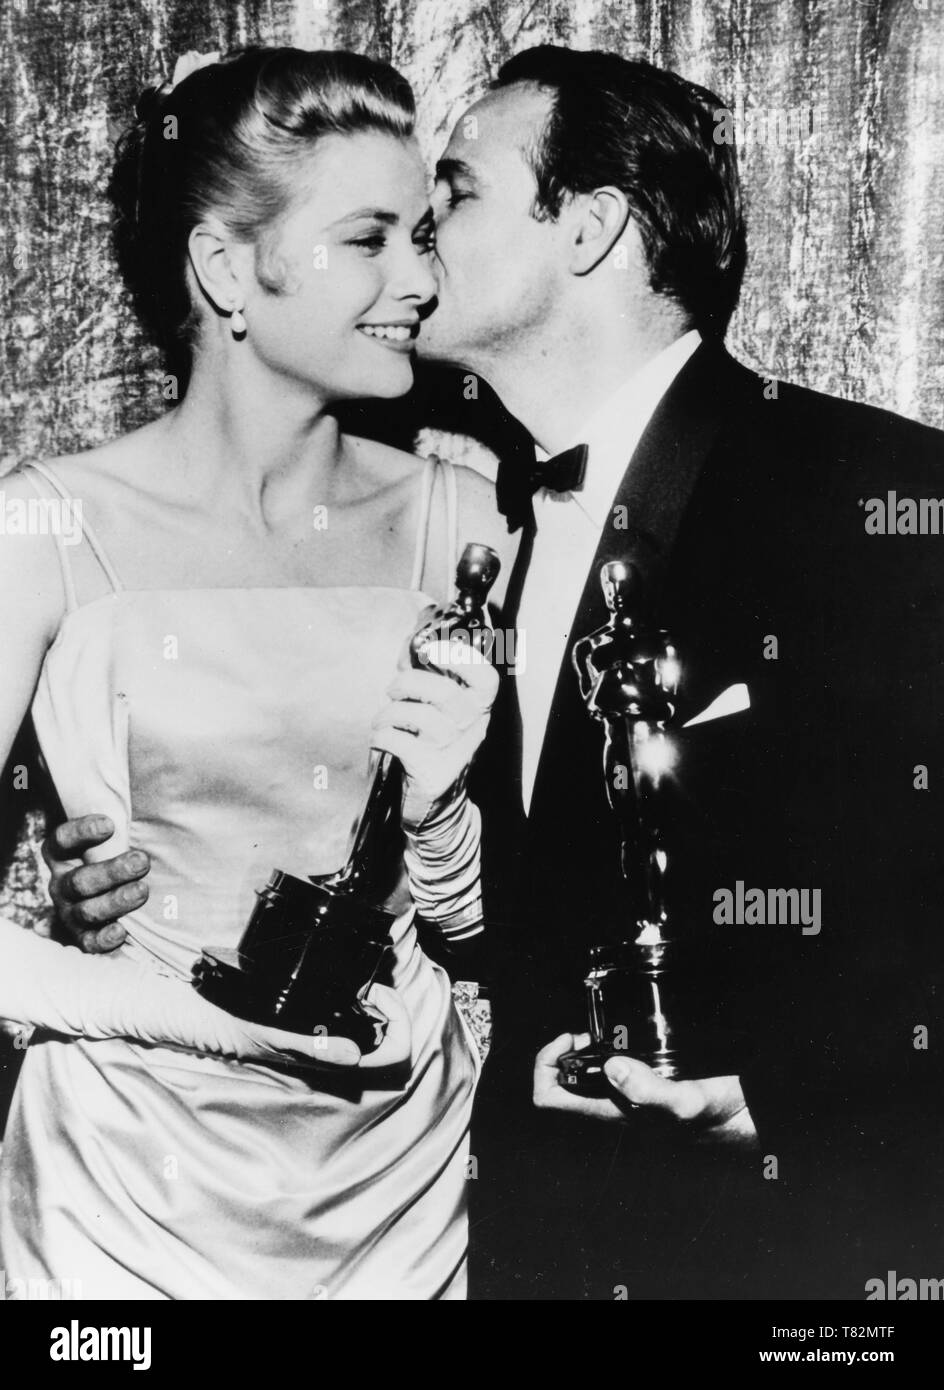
[{"x1": 528, "y1": 343, "x2": 760, "y2": 830}]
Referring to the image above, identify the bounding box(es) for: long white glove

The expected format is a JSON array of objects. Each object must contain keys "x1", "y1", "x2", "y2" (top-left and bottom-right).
[
  {"x1": 403, "y1": 781, "x2": 483, "y2": 943},
  {"x1": 0, "y1": 915, "x2": 410, "y2": 1070},
  {"x1": 370, "y1": 640, "x2": 494, "y2": 946}
]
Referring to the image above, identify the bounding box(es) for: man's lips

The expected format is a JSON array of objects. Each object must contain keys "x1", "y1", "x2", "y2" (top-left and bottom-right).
[{"x1": 356, "y1": 321, "x2": 420, "y2": 351}]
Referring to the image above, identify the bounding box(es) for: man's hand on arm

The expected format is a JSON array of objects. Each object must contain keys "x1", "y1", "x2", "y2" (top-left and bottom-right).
[
  {"x1": 42, "y1": 815, "x2": 150, "y2": 953},
  {"x1": 533, "y1": 1032, "x2": 757, "y2": 1146}
]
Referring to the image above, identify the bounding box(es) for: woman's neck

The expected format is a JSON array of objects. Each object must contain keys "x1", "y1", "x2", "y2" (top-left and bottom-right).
[{"x1": 161, "y1": 345, "x2": 348, "y2": 531}]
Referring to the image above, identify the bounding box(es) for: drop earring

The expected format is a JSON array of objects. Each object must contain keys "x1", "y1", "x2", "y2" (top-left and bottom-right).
[{"x1": 231, "y1": 307, "x2": 247, "y2": 337}]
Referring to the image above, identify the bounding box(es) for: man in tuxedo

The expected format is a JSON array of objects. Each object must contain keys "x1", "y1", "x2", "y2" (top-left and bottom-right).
[
  {"x1": 417, "y1": 45, "x2": 944, "y2": 1299},
  {"x1": 42, "y1": 46, "x2": 944, "y2": 1299}
]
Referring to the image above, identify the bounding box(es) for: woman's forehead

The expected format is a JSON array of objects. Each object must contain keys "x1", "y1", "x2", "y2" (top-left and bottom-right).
[{"x1": 288, "y1": 131, "x2": 428, "y2": 223}]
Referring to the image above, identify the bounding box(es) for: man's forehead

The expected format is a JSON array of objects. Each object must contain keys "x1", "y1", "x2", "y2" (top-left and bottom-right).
[{"x1": 443, "y1": 83, "x2": 552, "y2": 172}]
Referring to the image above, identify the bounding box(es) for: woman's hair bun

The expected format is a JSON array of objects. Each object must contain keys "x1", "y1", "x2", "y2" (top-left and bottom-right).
[{"x1": 133, "y1": 84, "x2": 168, "y2": 124}]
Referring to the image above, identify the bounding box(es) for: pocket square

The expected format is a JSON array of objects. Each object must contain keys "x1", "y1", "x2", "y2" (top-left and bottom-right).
[{"x1": 682, "y1": 683, "x2": 750, "y2": 728}]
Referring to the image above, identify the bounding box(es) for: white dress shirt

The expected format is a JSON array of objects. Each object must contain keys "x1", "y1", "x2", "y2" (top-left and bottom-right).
[{"x1": 516, "y1": 329, "x2": 702, "y2": 810}]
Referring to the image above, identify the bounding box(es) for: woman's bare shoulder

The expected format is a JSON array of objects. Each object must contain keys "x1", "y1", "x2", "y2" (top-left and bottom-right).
[
  {"x1": 448, "y1": 458, "x2": 517, "y2": 594},
  {"x1": 24, "y1": 420, "x2": 166, "y2": 498},
  {"x1": 0, "y1": 467, "x2": 75, "y2": 637},
  {"x1": 0, "y1": 424, "x2": 167, "y2": 624}
]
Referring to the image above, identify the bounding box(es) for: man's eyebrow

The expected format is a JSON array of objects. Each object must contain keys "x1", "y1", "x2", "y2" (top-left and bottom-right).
[
  {"x1": 328, "y1": 208, "x2": 400, "y2": 228},
  {"x1": 434, "y1": 157, "x2": 478, "y2": 185}
]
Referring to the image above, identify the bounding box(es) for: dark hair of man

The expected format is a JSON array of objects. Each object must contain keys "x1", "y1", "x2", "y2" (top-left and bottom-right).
[{"x1": 494, "y1": 46, "x2": 747, "y2": 338}]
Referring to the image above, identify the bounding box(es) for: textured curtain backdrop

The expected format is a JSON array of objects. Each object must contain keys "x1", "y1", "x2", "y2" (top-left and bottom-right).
[{"x1": 1, "y1": 0, "x2": 942, "y2": 918}]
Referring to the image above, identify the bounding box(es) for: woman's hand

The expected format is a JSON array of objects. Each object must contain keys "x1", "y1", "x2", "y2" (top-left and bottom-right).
[
  {"x1": 0, "y1": 917, "x2": 412, "y2": 1075},
  {"x1": 212, "y1": 982, "x2": 412, "y2": 1072},
  {"x1": 369, "y1": 639, "x2": 498, "y2": 829},
  {"x1": 0, "y1": 911, "x2": 414, "y2": 1073}
]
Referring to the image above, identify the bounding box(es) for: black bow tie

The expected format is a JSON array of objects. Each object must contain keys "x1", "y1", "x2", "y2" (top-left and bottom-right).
[
  {"x1": 532, "y1": 443, "x2": 589, "y2": 495},
  {"x1": 497, "y1": 443, "x2": 589, "y2": 532}
]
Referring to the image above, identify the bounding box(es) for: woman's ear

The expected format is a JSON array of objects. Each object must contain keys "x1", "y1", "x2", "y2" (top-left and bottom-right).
[
  {"x1": 568, "y1": 186, "x2": 633, "y2": 276},
  {"x1": 187, "y1": 217, "x2": 247, "y2": 318}
]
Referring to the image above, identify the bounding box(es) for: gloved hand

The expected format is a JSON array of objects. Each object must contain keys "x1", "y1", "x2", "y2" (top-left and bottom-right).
[{"x1": 0, "y1": 916, "x2": 411, "y2": 1071}]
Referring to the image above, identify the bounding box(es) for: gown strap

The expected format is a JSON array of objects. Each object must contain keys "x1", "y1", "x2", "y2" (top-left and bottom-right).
[
  {"x1": 16, "y1": 464, "x2": 77, "y2": 612},
  {"x1": 19, "y1": 462, "x2": 125, "y2": 606},
  {"x1": 409, "y1": 454, "x2": 459, "y2": 597}
]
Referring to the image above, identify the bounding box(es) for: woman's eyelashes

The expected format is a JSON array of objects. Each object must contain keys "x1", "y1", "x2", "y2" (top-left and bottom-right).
[
  {"x1": 415, "y1": 227, "x2": 436, "y2": 255},
  {"x1": 348, "y1": 231, "x2": 387, "y2": 255},
  {"x1": 413, "y1": 210, "x2": 436, "y2": 255},
  {"x1": 346, "y1": 226, "x2": 435, "y2": 257}
]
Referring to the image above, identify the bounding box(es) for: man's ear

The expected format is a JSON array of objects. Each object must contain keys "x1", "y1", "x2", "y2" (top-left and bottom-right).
[
  {"x1": 568, "y1": 186, "x2": 633, "y2": 276},
  {"x1": 187, "y1": 218, "x2": 247, "y2": 318}
]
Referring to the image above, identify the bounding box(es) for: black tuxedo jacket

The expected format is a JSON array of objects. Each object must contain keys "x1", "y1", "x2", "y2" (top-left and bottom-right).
[{"x1": 471, "y1": 342, "x2": 944, "y2": 1299}]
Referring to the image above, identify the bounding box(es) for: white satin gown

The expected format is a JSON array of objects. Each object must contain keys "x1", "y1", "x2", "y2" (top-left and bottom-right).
[{"x1": 0, "y1": 457, "x2": 479, "y2": 1300}]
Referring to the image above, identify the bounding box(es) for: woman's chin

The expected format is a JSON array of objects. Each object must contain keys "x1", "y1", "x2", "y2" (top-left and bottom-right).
[
  {"x1": 315, "y1": 359, "x2": 416, "y2": 405},
  {"x1": 357, "y1": 364, "x2": 416, "y2": 400}
]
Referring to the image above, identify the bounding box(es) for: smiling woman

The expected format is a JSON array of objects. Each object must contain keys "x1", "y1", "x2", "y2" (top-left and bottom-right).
[{"x1": 109, "y1": 48, "x2": 432, "y2": 399}]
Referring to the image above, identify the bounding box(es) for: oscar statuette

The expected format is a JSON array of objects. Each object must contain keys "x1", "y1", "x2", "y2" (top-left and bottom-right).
[
  {"x1": 193, "y1": 543, "x2": 500, "y2": 1053},
  {"x1": 558, "y1": 560, "x2": 733, "y2": 1097}
]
